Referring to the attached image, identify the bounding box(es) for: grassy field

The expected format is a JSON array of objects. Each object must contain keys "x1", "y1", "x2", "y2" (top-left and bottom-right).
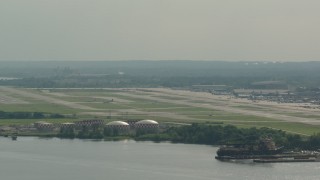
[
  {"x1": 0, "y1": 118, "x2": 78, "y2": 125},
  {"x1": 0, "y1": 103, "x2": 80, "y2": 114},
  {"x1": 1, "y1": 87, "x2": 320, "y2": 136}
]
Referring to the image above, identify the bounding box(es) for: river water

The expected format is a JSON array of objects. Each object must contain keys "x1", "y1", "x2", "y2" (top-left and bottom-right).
[{"x1": 0, "y1": 137, "x2": 319, "y2": 180}]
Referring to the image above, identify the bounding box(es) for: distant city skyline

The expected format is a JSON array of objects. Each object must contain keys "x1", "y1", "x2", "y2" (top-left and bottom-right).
[{"x1": 0, "y1": 0, "x2": 319, "y2": 62}]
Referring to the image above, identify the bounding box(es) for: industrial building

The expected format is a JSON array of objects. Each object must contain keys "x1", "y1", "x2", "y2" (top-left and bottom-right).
[
  {"x1": 60, "y1": 122, "x2": 76, "y2": 128},
  {"x1": 135, "y1": 119, "x2": 159, "y2": 128},
  {"x1": 34, "y1": 121, "x2": 54, "y2": 131},
  {"x1": 105, "y1": 121, "x2": 130, "y2": 135},
  {"x1": 106, "y1": 121, "x2": 130, "y2": 130},
  {"x1": 75, "y1": 119, "x2": 104, "y2": 127}
]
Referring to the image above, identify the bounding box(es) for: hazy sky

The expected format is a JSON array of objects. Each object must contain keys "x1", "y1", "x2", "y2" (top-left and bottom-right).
[{"x1": 0, "y1": 0, "x2": 319, "y2": 61}]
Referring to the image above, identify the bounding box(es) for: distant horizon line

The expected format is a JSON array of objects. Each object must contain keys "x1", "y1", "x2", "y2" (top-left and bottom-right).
[{"x1": 0, "y1": 60, "x2": 319, "y2": 63}]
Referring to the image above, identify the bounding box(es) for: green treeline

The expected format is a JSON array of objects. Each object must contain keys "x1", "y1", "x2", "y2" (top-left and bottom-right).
[
  {"x1": 137, "y1": 124, "x2": 320, "y2": 150},
  {"x1": 3, "y1": 75, "x2": 320, "y2": 89},
  {"x1": 136, "y1": 124, "x2": 287, "y2": 145},
  {"x1": 0, "y1": 111, "x2": 65, "y2": 119},
  {"x1": 58, "y1": 125, "x2": 103, "y2": 139},
  {"x1": 58, "y1": 123, "x2": 320, "y2": 150}
]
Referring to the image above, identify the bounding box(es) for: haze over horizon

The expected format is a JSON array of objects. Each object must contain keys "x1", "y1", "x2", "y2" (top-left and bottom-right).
[{"x1": 1, "y1": 0, "x2": 319, "y2": 62}]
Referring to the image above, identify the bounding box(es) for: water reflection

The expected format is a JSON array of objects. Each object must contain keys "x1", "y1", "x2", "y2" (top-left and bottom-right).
[{"x1": 0, "y1": 137, "x2": 318, "y2": 180}]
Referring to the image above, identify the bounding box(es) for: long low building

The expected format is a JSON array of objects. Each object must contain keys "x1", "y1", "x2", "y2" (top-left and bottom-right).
[
  {"x1": 75, "y1": 119, "x2": 104, "y2": 127},
  {"x1": 135, "y1": 119, "x2": 159, "y2": 129},
  {"x1": 106, "y1": 121, "x2": 130, "y2": 130},
  {"x1": 59, "y1": 122, "x2": 76, "y2": 128},
  {"x1": 34, "y1": 121, "x2": 54, "y2": 131},
  {"x1": 105, "y1": 121, "x2": 130, "y2": 135}
]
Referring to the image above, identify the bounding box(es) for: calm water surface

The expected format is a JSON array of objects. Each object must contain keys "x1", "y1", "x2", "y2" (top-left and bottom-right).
[{"x1": 0, "y1": 137, "x2": 319, "y2": 180}]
